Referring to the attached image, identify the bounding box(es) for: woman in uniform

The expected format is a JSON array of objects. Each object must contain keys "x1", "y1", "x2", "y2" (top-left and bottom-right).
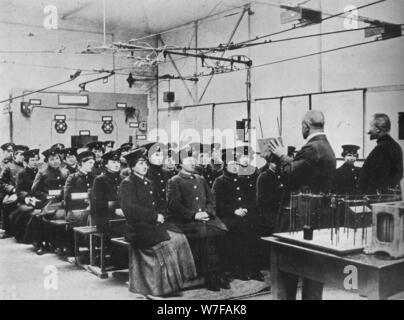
[
  {"x1": 120, "y1": 147, "x2": 197, "y2": 298},
  {"x1": 212, "y1": 148, "x2": 263, "y2": 281}
]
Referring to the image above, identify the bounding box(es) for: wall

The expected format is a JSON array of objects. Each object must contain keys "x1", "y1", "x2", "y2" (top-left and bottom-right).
[
  {"x1": 0, "y1": 12, "x2": 158, "y2": 148},
  {"x1": 156, "y1": 0, "x2": 404, "y2": 159},
  {"x1": 8, "y1": 90, "x2": 148, "y2": 149}
]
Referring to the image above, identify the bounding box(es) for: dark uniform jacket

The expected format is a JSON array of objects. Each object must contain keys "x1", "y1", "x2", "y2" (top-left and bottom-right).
[
  {"x1": 16, "y1": 167, "x2": 38, "y2": 203},
  {"x1": 120, "y1": 173, "x2": 174, "y2": 248},
  {"x1": 212, "y1": 171, "x2": 256, "y2": 231},
  {"x1": 64, "y1": 170, "x2": 95, "y2": 211},
  {"x1": 166, "y1": 167, "x2": 179, "y2": 179},
  {"x1": 92, "y1": 170, "x2": 122, "y2": 233},
  {"x1": 0, "y1": 158, "x2": 12, "y2": 173},
  {"x1": 238, "y1": 165, "x2": 259, "y2": 210},
  {"x1": 280, "y1": 134, "x2": 336, "y2": 194},
  {"x1": 258, "y1": 163, "x2": 269, "y2": 175},
  {"x1": 359, "y1": 134, "x2": 403, "y2": 194},
  {"x1": 31, "y1": 165, "x2": 68, "y2": 202},
  {"x1": 167, "y1": 171, "x2": 227, "y2": 233},
  {"x1": 92, "y1": 160, "x2": 104, "y2": 176},
  {"x1": 63, "y1": 163, "x2": 78, "y2": 175},
  {"x1": 333, "y1": 162, "x2": 360, "y2": 195},
  {"x1": 196, "y1": 164, "x2": 222, "y2": 188},
  {"x1": 0, "y1": 161, "x2": 24, "y2": 195},
  {"x1": 146, "y1": 164, "x2": 170, "y2": 206},
  {"x1": 256, "y1": 167, "x2": 283, "y2": 234}
]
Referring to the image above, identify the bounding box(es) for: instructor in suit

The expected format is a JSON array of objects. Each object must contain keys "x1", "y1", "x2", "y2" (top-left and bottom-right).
[{"x1": 269, "y1": 110, "x2": 336, "y2": 300}]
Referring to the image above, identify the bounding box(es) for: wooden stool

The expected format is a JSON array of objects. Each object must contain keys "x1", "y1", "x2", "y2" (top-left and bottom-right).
[{"x1": 73, "y1": 226, "x2": 108, "y2": 279}]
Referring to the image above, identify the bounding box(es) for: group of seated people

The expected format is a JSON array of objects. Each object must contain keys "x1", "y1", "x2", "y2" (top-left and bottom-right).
[{"x1": 0, "y1": 126, "x2": 400, "y2": 298}]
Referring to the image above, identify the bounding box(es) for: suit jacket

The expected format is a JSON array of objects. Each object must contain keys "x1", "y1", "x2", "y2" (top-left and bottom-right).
[
  {"x1": 64, "y1": 170, "x2": 95, "y2": 211},
  {"x1": 31, "y1": 165, "x2": 68, "y2": 202},
  {"x1": 212, "y1": 171, "x2": 256, "y2": 231},
  {"x1": 167, "y1": 171, "x2": 227, "y2": 233},
  {"x1": 16, "y1": 166, "x2": 38, "y2": 202},
  {"x1": 120, "y1": 174, "x2": 172, "y2": 248},
  {"x1": 333, "y1": 162, "x2": 360, "y2": 195},
  {"x1": 256, "y1": 168, "x2": 283, "y2": 218},
  {"x1": 92, "y1": 170, "x2": 122, "y2": 232},
  {"x1": 280, "y1": 134, "x2": 336, "y2": 194},
  {"x1": 359, "y1": 134, "x2": 403, "y2": 194}
]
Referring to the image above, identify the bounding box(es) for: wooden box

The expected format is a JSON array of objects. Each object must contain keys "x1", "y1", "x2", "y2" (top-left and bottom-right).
[{"x1": 364, "y1": 201, "x2": 404, "y2": 258}]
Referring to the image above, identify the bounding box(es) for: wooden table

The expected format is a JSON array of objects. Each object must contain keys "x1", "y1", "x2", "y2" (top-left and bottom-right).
[{"x1": 265, "y1": 236, "x2": 404, "y2": 300}]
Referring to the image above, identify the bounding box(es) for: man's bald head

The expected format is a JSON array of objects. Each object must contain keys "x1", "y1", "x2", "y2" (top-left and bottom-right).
[
  {"x1": 301, "y1": 110, "x2": 325, "y2": 139},
  {"x1": 302, "y1": 110, "x2": 325, "y2": 130}
]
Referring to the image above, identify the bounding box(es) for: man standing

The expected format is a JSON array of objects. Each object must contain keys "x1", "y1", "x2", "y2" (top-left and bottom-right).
[
  {"x1": 359, "y1": 113, "x2": 403, "y2": 194},
  {"x1": 333, "y1": 145, "x2": 361, "y2": 195},
  {"x1": 269, "y1": 110, "x2": 336, "y2": 300}
]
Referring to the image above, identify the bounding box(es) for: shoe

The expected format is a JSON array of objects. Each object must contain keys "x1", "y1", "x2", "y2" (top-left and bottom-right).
[
  {"x1": 206, "y1": 276, "x2": 221, "y2": 292},
  {"x1": 236, "y1": 272, "x2": 251, "y2": 281},
  {"x1": 36, "y1": 248, "x2": 44, "y2": 255},
  {"x1": 218, "y1": 276, "x2": 231, "y2": 289},
  {"x1": 249, "y1": 271, "x2": 265, "y2": 282},
  {"x1": 0, "y1": 233, "x2": 13, "y2": 239}
]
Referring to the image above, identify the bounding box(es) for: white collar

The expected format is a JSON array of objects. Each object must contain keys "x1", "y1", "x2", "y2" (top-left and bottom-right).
[{"x1": 306, "y1": 132, "x2": 326, "y2": 142}]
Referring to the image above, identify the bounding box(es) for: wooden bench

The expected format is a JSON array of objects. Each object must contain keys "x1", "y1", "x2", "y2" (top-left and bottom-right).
[{"x1": 73, "y1": 226, "x2": 108, "y2": 279}]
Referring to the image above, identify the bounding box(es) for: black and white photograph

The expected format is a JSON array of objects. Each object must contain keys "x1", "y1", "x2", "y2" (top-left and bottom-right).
[{"x1": 0, "y1": 0, "x2": 404, "y2": 305}]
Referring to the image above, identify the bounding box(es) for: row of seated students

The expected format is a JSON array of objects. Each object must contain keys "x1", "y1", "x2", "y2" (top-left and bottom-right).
[
  {"x1": 0, "y1": 139, "x2": 364, "y2": 297},
  {"x1": 0, "y1": 140, "x2": 279, "y2": 297}
]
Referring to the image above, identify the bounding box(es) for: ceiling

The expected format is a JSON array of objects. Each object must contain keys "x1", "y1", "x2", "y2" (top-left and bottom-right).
[{"x1": 1, "y1": 0, "x2": 252, "y2": 37}]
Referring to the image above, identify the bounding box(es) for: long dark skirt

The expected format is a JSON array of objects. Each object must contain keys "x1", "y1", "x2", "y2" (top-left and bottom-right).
[
  {"x1": 129, "y1": 231, "x2": 197, "y2": 297},
  {"x1": 9, "y1": 204, "x2": 35, "y2": 243}
]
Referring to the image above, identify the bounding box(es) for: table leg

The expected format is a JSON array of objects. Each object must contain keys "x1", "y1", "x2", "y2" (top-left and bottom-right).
[
  {"x1": 100, "y1": 236, "x2": 105, "y2": 273},
  {"x1": 89, "y1": 234, "x2": 94, "y2": 266},
  {"x1": 270, "y1": 244, "x2": 288, "y2": 300},
  {"x1": 74, "y1": 232, "x2": 79, "y2": 265}
]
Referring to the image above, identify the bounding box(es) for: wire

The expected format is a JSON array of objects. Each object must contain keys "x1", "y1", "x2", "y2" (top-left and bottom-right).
[
  {"x1": 0, "y1": 73, "x2": 86, "y2": 104},
  {"x1": 34, "y1": 106, "x2": 121, "y2": 111},
  {"x1": 223, "y1": 25, "x2": 399, "y2": 50},
  {"x1": 127, "y1": 3, "x2": 248, "y2": 44},
  {"x1": 180, "y1": 33, "x2": 404, "y2": 79},
  {"x1": 165, "y1": 0, "x2": 389, "y2": 51},
  {"x1": 251, "y1": 36, "x2": 403, "y2": 70},
  {"x1": 0, "y1": 59, "x2": 108, "y2": 74}
]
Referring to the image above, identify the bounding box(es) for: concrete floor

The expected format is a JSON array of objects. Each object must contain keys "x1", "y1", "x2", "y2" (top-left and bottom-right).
[{"x1": 1, "y1": 237, "x2": 403, "y2": 300}]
